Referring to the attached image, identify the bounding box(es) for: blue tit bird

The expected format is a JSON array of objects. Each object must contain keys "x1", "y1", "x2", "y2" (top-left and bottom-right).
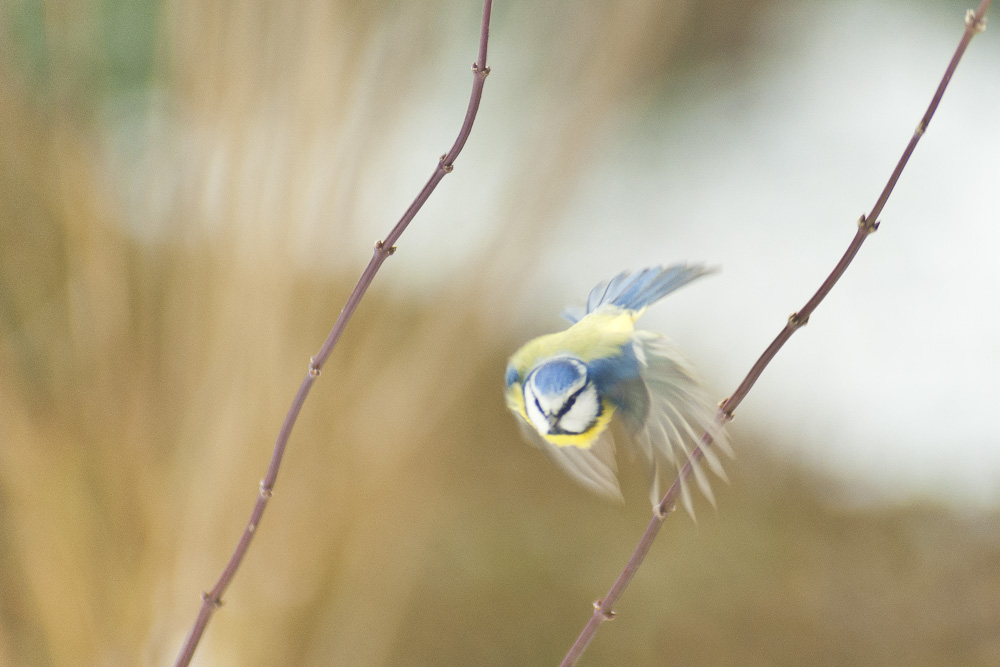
[{"x1": 504, "y1": 264, "x2": 729, "y2": 512}]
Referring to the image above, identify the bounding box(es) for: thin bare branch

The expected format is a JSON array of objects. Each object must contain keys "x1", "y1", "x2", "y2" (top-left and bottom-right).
[
  {"x1": 172, "y1": 3, "x2": 493, "y2": 665},
  {"x1": 561, "y1": 2, "x2": 990, "y2": 664}
]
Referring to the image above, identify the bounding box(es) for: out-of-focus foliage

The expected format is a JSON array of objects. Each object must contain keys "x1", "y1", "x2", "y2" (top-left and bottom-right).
[{"x1": 1, "y1": 0, "x2": 998, "y2": 665}]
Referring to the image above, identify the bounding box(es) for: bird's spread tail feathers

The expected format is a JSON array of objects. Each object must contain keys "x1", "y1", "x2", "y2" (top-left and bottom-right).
[{"x1": 632, "y1": 334, "x2": 731, "y2": 517}]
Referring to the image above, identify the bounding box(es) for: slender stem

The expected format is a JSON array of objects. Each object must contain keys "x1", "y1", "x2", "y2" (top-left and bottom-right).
[
  {"x1": 561, "y1": 3, "x2": 989, "y2": 664},
  {"x1": 172, "y1": 3, "x2": 493, "y2": 665}
]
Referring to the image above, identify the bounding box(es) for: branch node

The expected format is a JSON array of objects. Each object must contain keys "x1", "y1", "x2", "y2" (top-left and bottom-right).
[
  {"x1": 201, "y1": 592, "x2": 223, "y2": 608},
  {"x1": 593, "y1": 599, "x2": 616, "y2": 620},
  {"x1": 718, "y1": 399, "x2": 735, "y2": 422},
  {"x1": 965, "y1": 9, "x2": 987, "y2": 33},
  {"x1": 653, "y1": 502, "x2": 673, "y2": 520},
  {"x1": 308, "y1": 357, "x2": 321, "y2": 377},
  {"x1": 375, "y1": 240, "x2": 397, "y2": 256},
  {"x1": 857, "y1": 214, "x2": 880, "y2": 235},
  {"x1": 439, "y1": 154, "x2": 455, "y2": 173},
  {"x1": 259, "y1": 481, "x2": 273, "y2": 499},
  {"x1": 473, "y1": 63, "x2": 491, "y2": 79},
  {"x1": 788, "y1": 312, "x2": 809, "y2": 330}
]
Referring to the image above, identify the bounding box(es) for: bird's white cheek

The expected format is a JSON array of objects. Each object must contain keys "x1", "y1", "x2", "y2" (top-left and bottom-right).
[
  {"x1": 558, "y1": 386, "x2": 600, "y2": 435},
  {"x1": 523, "y1": 384, "x2": 550, "y2": 434}
]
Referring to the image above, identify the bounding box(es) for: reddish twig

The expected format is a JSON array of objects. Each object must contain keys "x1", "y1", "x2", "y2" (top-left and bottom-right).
[
  {"x1": 561, "y1": 3, "x2": 990, "y2": 664},
  {"x1": 171, "y1": 3, "x2": 493, "y2": 665}
]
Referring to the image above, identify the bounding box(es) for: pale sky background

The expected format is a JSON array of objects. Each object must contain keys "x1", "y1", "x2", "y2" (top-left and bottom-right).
[
  {"x1": 358, "y1": 0, "x2": 1000, "y2": 506},
  {"x1": 542, "y1": 1, "x2": 1000, "y2": 507}
]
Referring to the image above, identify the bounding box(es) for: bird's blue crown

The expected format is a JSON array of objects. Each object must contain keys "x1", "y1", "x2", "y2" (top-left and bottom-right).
[{"x1": 530, "y1": 358, "x2": 586, "y2": 395}]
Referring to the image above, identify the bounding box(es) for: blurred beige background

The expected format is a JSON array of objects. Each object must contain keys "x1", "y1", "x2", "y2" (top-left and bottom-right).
[{"x1": 1, "y1": 0, "x2": 998, "y2": 665}]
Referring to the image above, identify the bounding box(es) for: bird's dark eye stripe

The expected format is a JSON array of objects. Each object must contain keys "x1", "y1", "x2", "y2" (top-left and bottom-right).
[
  {"x1": 555, "y1": 390, "x2": 580, "y2": 419},
  {"x1": 555, "y1": 383, "x2": 599, "y2": 420},
  {"x1": 552, "y1": 404, "x2": 602, "y2": 436}
]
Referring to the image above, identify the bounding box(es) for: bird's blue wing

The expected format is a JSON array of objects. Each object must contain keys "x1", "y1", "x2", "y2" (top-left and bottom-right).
[
  {"x1": 562, "y1": 264, "x2": 713, "y2": 323},
  {"x1": 586, "y1": 342, "x2": 649, "y2": 434}
]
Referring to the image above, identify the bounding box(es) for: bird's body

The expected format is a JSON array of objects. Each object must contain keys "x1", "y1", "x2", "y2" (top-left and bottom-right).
[{"x1": 504, "y1": 265, "x2": 728, "y2": 508}]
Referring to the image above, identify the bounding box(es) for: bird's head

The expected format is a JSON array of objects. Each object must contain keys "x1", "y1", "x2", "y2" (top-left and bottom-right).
[{"x1": 522, "y1": 356, "x2": 601, "y2": 436}]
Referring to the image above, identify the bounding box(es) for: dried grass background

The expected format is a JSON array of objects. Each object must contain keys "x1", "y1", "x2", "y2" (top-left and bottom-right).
[{"x1": 1, "y1": 0, "x2": 998, "y2": 665}]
